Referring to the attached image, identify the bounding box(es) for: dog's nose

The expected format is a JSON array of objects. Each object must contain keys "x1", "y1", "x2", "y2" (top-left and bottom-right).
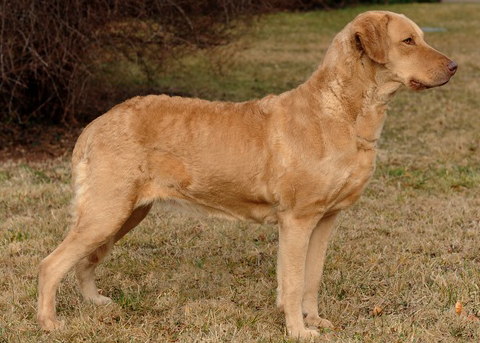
[{"x1": 447, "y1": 60, "x2": 458, "y2": 74}]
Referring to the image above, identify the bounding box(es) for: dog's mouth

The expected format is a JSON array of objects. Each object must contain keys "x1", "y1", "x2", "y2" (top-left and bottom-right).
[{"x1": 409, "y1": 78, "x2": 450, "y2": 91}]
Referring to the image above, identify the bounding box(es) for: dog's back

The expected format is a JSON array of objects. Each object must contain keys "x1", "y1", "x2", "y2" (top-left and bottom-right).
[{"x1": 72, "y1": 94, "x2": 283, "y2": 223}]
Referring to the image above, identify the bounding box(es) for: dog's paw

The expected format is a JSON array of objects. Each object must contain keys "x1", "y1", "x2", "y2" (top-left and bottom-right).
[
  {"x1": 88, "y1": 294, "x2": 113, "y2": 306},
  {"x1": 304, "y1": 315, "x2": 333, "y2": 329},
  {"x1": 38, "y1": 316, "x2": 65, "y2": 331},
  {"x1": 289, "y1": 327, "x2": 320, "y2": 341}
]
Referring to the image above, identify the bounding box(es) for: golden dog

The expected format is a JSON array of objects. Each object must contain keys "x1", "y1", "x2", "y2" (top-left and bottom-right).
[{"x1": 38, "y1": 11, "x2": 457, "y2": 339}]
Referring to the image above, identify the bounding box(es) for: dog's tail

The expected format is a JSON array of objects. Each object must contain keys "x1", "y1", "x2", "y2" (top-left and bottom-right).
[{"x1": 70, "y1": 123, "x2": 95, "y2": 223}]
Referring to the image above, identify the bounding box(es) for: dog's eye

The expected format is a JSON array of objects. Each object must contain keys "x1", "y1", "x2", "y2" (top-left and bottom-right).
[{"x1": 403, "y1": 37, "x2": 414, "y2": 45}]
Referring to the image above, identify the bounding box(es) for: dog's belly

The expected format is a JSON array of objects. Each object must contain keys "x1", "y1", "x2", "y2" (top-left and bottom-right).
[
  {"x1": 144, "y1": 182, "x2": 280, "y2": 224},
  {"x1": 160, "y1": 191, "x2": 279, "y2": 224},
  {"x1": 138, "y1": 151, "x2": 279, "y2": 224}
]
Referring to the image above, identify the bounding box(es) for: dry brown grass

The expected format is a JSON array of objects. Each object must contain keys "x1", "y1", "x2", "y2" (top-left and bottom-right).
[{"x1": 1, "y1": 3, "x2": 480, "y2": 342}]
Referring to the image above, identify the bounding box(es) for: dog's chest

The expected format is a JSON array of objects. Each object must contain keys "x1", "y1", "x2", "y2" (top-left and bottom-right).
[
  {"x1": 328, "y1": 149, "x2": 377, "y2": 213},
  {"x1": 325, "y1": 105, "x2": 386, "y2": 212}
]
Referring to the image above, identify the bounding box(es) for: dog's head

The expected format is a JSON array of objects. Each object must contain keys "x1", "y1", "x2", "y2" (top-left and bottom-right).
[{"x1": 351, "y1": 11, "x2": 457, "y2": 90}]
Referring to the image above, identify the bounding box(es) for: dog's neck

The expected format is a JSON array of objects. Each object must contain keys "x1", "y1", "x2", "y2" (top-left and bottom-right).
[{"x1": 297, "y1": 41, "x2": 402, "y2": 150}]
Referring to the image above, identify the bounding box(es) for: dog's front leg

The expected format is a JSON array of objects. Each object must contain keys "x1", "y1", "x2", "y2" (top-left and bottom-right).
[
  {"x1": 277, "y1": 212, "x2": 321, "y2": 339},
  {"x1": 302, "y1": 213, "x2": 337, "y2": 329}
]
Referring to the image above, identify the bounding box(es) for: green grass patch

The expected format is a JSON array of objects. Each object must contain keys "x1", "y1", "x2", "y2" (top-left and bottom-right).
[{"x1": 377, "y1": 164, "x2": 480, "y2": 192}]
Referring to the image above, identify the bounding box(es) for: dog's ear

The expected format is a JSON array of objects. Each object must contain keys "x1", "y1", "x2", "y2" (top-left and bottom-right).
[{"x1": 352, "y1": 13, "x2": 390, "y2": 64}]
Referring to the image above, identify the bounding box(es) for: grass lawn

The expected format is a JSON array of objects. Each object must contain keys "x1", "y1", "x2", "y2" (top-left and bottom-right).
[{"x1": 1, "y1": 2, "x2": 480, "y2": 342}]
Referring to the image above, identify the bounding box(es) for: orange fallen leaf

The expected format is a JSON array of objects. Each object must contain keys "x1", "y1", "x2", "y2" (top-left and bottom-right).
[
  {"x1": 456, "y1": 302, "x2": 466, "y2": 317},
  {"x1": 371, "y1": 306, "x2": 383, "y2": 317},
  {"x1": 455, "y1": 302, "x2": 479, "y2": 321}
]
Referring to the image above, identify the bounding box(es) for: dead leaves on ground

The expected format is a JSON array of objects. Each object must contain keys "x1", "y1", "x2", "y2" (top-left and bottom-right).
[
  {"x1": 368, "y1": 302, "x2": 479, "y2": 324},
  {"x1": 455, "y1": 302, "x2": 479, "y2": 322}
]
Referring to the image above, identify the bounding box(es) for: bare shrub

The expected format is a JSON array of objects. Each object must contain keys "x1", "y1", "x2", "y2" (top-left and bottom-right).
[{"x1": 0, "y1": 0, "x2": 264, "y2": 128}]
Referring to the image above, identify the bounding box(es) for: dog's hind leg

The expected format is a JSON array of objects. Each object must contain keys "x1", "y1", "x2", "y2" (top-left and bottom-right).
[
  {"x1": 37, "y1": 187, "x2": 138, "y2": 331},
  {"x1": 75, "y1": 203, "x2": 152, "y2": 305}
]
